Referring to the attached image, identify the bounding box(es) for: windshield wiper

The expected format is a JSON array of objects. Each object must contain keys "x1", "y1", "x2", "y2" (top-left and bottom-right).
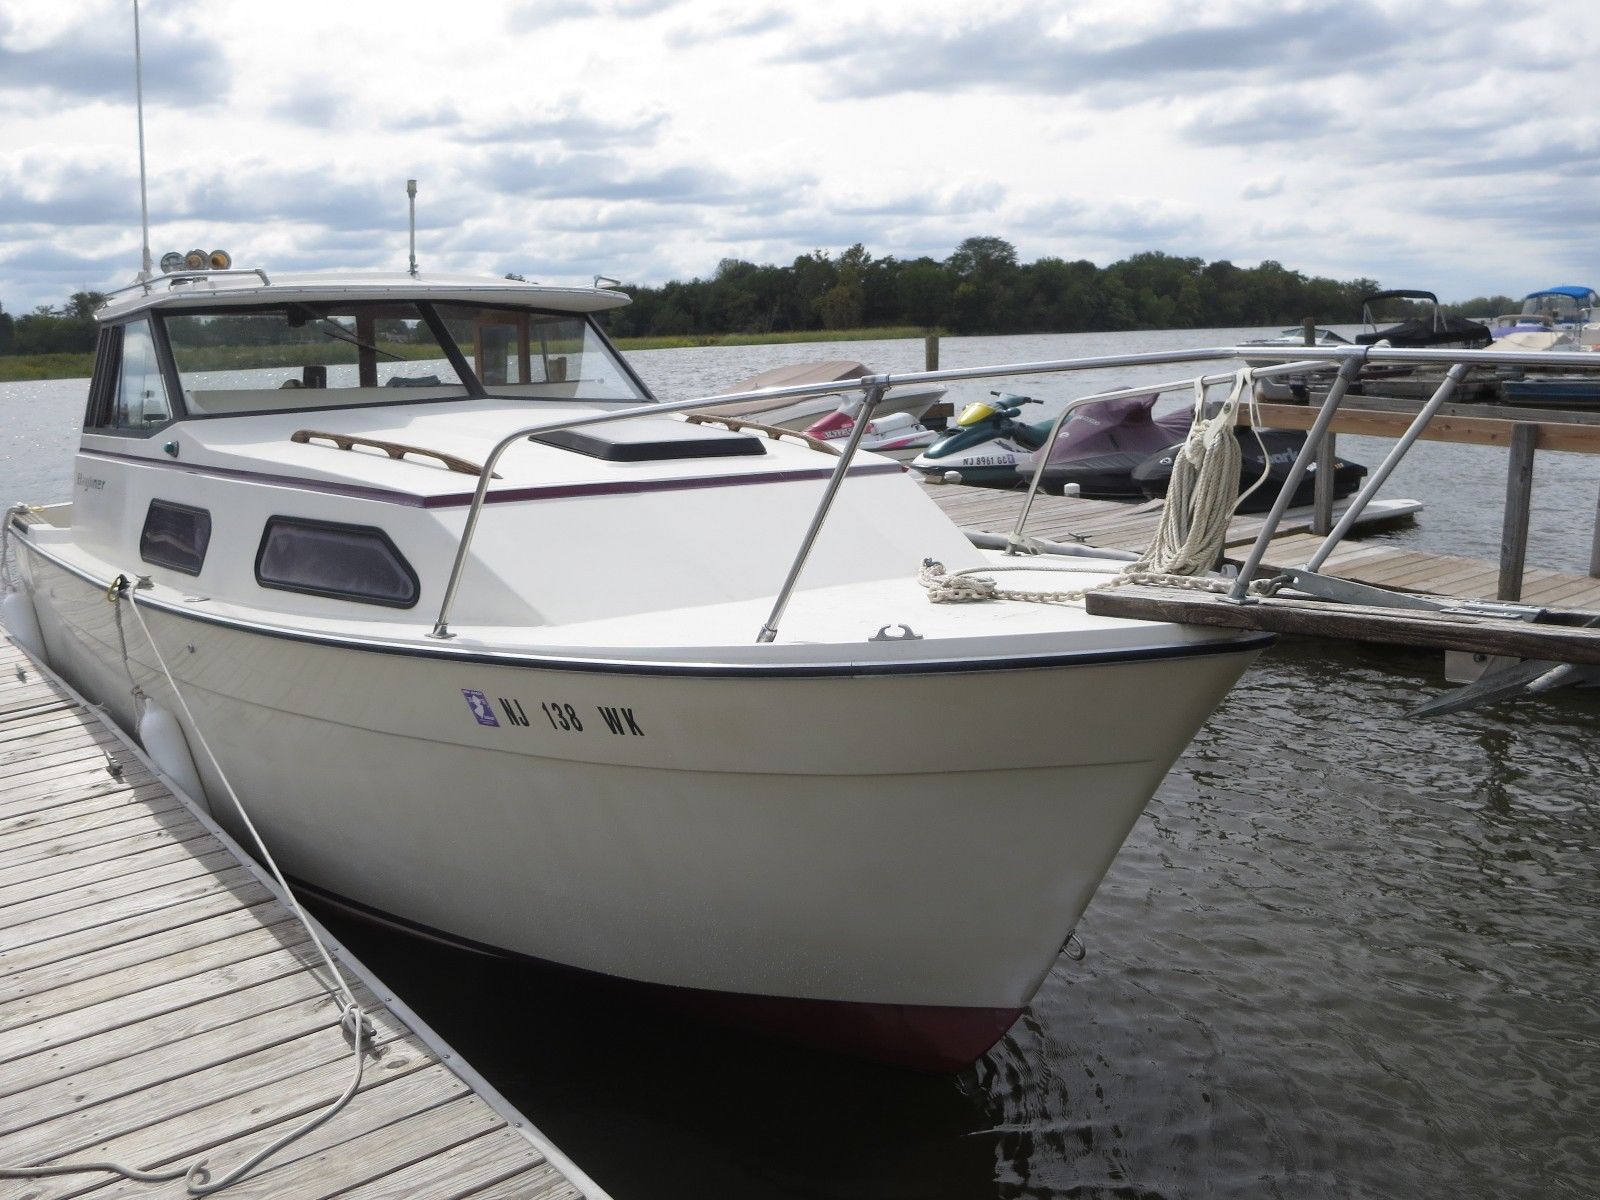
[{"x1": 311, "y1": 315, "x2": 405, "y2": 362}]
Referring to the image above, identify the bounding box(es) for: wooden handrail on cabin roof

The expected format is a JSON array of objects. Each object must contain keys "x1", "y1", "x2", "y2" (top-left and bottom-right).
[{"x1": 290, "y1": 429, "x2": 498, "y2": 477}]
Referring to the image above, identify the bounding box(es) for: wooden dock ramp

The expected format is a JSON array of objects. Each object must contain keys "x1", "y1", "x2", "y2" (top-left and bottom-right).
[
  {"x1": 1081, "y1": 585, "x2": 1600, "y2": 665},
  {"x1": 0, "y1": 634, "x2": 602, "y2": 1200},
  {"x1": 922, "y1": 482, "x2": 1600, "y2": 610}
]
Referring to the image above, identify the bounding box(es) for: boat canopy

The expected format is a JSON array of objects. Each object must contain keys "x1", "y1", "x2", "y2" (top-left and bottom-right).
[{"x1": 1520, "y1": 286, "x2": 1598, "y2": 317}]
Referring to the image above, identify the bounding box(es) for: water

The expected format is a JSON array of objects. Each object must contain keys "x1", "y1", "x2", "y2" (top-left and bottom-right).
[{"x1": 3, "y1": 330, "x2": 1597, "y2": 1199}]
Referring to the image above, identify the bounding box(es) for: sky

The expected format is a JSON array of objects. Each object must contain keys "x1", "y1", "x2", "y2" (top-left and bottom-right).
[{"x1": 0, "y1": 0, "x2": 1596, "y2": 315}]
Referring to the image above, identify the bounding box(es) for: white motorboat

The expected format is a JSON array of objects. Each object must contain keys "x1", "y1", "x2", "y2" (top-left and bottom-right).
[{"x1": 2, "y1": 265, "x2": 1272, "y2": 1070}]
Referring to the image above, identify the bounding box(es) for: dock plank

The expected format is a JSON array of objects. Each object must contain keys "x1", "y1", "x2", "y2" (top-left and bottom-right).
[
  {"x1": 0, "y1": 633, "x2": 591, "y2": 1198},
  {"x1": 466, "y1": 1164, "x2": 583, "y2": 1200},
  {"x1": 331, "y1": 1127, "x2": 550, "y2": 1200},
  {"x1": 0, "y1": 915, "x2": 308, "y2": 1031},
  {"x1": 0, "y1": 888, "x2": 279, "y2": 986},
  {"x1": 0, "y1": 972, "x2": 327, "y2": 1105},
  {"x1": 1, "y1": 903, "x2": 296, "y2": 1009},
  {"x1": 167, "y1": 1089, "x2": 494, "y2": 1200},
  {"x1": 10, "y1": 1032, "x2": 428, "y2": 1200}
]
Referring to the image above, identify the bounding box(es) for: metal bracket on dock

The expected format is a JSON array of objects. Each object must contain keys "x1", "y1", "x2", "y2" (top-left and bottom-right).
[
  {"x1": 1274, "y1": 568, "x2": 1456, "y2": 612},
  {"x1": 1437, "y1": 600, "x2": 1548, "y2": 622}
]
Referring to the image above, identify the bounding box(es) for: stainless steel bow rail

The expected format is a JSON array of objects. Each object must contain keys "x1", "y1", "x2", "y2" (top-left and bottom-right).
[
  {"x1": 428, "y1": 347, "x2": 1289, "y2": 641},
  {"x1": 426, "y1": 343, "x2": 1600, "y2": 647}
]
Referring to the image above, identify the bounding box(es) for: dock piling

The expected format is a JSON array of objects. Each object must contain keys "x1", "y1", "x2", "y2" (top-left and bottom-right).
[
  {"x1": 1498, "y1": 423, "x2": 1537, "y2": 601},
  {"x1": 1312, "y1": 431, "x2": 1337, "y2": 536}
]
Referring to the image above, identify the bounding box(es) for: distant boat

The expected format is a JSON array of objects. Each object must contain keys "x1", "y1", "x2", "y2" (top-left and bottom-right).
[
  {"x1": 1253, "y1": 290, "x2": 1491, "y2": 402},
  {"x1": 1352, "y1": 289, "x2": 1492, "y2": 350},
  {"x1": 1490, "y1": 286, "x2": 1598, "y2": 352}
]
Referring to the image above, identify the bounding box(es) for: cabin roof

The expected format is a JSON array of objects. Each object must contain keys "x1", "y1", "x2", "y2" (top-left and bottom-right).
[{"x1": 96, "y1": 269, "x2": 631, "y2": 322}]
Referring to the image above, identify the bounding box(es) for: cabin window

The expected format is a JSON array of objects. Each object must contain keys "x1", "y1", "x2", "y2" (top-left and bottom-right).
[
  {"x1": 95, "y1": 319, "x2": 173, "y2": 431},
  {"x1": 255, "y1": 517, "x2": 419, "y2": 608},
  {"x1": 433, "y1": 305, "x2": 647, "y2": 402},
  {"x1": 163, "y1": 303, "x2": 469, "y2": 401},
  {"x1": 139, "y1": 501, "x2": 212, "y2": 576}
]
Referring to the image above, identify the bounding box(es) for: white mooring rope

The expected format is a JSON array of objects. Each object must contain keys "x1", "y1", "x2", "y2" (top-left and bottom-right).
[
  {"x1": 0, "y1": 580, "x2": 374, "y2": 1195},
  {"x1": 919, "y1": 367, "x2": 1276, "y2": 606}
]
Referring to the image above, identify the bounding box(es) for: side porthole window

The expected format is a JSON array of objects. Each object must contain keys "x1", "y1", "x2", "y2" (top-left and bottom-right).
[
  {"x1": 139, "y1": 501, "x2": 212, "y2": 576},
  {"x1": 255, "y1": 517, "x2": 419, "y2": 608}
]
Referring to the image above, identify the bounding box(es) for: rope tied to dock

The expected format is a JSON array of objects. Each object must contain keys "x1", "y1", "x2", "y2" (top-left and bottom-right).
[
  {"x1": 0, "y1": 578, "x2": 377, "y2": 1196},
  {"x1": 919, "y1": 368, "x2": 1277, "y2": 606},
  {"x1": 0, "y1": 502, "x2": 28, "y2": 595}
]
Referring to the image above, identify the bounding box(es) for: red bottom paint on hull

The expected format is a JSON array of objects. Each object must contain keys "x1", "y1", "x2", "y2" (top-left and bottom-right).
[
  {"x1": 669, "y1": 989, "x2": 1024, "y2": 1072},
  {"x1": 299, "y1": 880, "x2": 1022, "y2": 1071}
]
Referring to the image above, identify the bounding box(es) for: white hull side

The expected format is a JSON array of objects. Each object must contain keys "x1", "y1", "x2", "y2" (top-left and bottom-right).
[{"x1": 22, "y1": 548, "x2": 1259, "y2": 1011}]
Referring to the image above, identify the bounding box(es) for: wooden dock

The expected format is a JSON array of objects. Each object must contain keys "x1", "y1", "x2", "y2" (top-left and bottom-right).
[
  {"x1": 922, "y1": 484, "x2": 1600, "y2": 611},
  {"x1": 0, "y1": 635, "x2": 601, "y2": 1200}
]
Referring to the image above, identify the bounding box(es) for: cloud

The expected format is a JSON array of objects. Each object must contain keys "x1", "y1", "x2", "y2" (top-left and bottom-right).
[
  {"x1": 504, "y1": 0, "x2": 683, "y2": 31},
  {"x1": 1241, "y1": 175, "x2": 1286, "y2": 201},
  {"x1": 786, "y1": 2, "x2": 1416, "y2": 100},
  {"x1": 665, "y1": 7, "x2": 792, "y2": 48},
  {"x1": 0, "y1": 2, "x2": 226, "y2": 105},
  {"x1": 483, "y1": 148, "x2": 795, "y2": 206},
  {"x1": 1182, "y1": 96, "x2": 1346, "y2": 146}
]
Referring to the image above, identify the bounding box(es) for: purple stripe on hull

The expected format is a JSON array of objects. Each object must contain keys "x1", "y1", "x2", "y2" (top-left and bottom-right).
[{"x1": 78, "y1": 447, "x2": 903, "y2": 509}]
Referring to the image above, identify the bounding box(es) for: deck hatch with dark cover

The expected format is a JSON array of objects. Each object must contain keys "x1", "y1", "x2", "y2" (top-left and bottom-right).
[{"x1": 532, "y1": 420, "x2": 766, "y2": 462}]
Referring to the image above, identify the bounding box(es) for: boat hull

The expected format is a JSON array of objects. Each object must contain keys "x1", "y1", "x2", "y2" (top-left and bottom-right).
[{"x1": 20, "y1": 544, "x2": 1265, "y2": 1066}]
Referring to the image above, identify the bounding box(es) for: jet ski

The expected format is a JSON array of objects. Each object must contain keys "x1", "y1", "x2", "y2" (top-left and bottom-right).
[
  {"x1": 909, "y1": 391, "x2": 1052, "y2": 487},
  {"x1": 802, "y1": 392, "x2": 939, "y2": 461},
  {"x1": 1036, "y1": 393, "x2": 1191, "y2": 498},
  {"x1": 1131, "y1": 429, "x2": 1367, "y2": 513}
]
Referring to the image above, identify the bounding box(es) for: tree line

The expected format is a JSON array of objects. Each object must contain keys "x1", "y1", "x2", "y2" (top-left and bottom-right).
[
  {"x1": 1, "y1": 238, "x2": 1514, "y2": 354},
  {"x1": 601, "y1": 238, "x2": 1505, "y2": 338}
]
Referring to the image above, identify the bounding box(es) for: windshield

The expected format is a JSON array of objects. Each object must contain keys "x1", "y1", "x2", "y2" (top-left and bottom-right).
[
  {"x1": 163, "y1": 303, "x2": 469, "y2": 401},
  {"x1": 1520, "y1": 294, "x2": 1584, "y2": 321},
  {"x1": 433, "y1": 304, "x2": 647, "y2": 402}
]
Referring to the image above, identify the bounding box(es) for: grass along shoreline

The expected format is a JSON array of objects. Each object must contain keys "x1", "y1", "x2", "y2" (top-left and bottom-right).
[{"x1": 0, "y1": 326, "x2": 940, "y2": 383}]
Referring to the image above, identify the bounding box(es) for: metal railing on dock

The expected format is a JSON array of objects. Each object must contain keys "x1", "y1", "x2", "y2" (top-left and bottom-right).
[{"x1": 0, "y1": 634, "x2": 605, "y2": 1199}]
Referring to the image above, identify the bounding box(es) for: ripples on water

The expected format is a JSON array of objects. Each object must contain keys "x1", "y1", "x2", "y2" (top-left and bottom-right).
[{"x1": 3, "y1": 331, "x2": 1598, "y2": 1198}]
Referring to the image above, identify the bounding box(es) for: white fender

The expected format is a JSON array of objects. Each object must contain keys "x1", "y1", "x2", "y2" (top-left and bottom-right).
[
  {"x1": 1, "y1": 590, "x2": 48, "y2": 664},
  {"x1": 137, "y1": 701, "x2": 208, "y2": 804}
]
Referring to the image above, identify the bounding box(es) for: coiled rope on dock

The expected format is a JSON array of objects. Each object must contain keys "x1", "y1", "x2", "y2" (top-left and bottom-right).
[{"x1": 919, "y1": 367, "x2": 1274, "y2": 605}]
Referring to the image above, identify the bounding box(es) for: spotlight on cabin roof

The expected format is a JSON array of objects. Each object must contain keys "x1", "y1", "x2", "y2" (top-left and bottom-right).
[
  {"x1": 159, "y1": 251, "x2": 184, "y2": 273},
  {"x1": 183, "y1": 248, "x2": 208, "y2": 269},
  {"x1": 209, "y1": 249, "x2": 232, "y2": 270}
]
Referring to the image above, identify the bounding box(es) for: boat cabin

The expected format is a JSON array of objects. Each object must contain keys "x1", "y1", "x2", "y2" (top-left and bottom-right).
[{"x1": 48, "y1": 268, "x2": 970, "y2": 642}]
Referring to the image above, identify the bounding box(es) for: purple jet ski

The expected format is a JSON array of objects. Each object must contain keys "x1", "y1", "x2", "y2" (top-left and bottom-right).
[{"x1": 1037, "y1": 393, "x2": 1192, "y2": 498}]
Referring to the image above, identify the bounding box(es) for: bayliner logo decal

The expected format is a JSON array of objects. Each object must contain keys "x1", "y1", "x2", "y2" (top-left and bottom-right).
[{"x1": 461, "y1": 689, "x2": 499, "y2": 727}]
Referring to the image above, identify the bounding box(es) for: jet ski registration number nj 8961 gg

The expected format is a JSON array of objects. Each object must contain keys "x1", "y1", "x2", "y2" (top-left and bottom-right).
[{"x1": 958, "y1": 454, "x2": 1020, "y2": 467}]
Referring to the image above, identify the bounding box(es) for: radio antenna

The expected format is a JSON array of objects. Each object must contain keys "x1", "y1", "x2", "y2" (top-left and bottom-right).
[
  {"x1": 406, "y1": 179, "x2": 419, "y2": 277},
  {"x1": 132, "y1": 0, "x2": 153, "y2": 281}
]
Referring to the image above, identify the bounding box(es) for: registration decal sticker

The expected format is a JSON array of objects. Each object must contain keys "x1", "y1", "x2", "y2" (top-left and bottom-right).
[{"x1": 461, "y1": 688, "x2": 500, "y2": 727}]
